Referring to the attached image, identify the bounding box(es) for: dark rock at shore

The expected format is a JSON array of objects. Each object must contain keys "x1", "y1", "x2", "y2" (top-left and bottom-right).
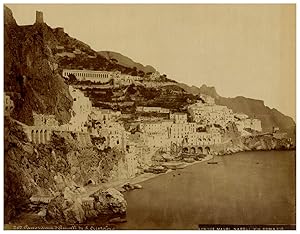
[
  {"x1": 4, "y1": 116, "x2": 125, "y2": 223},
  {"x1": 46, "y1": 187, "x2": 126, "y2": 224},
  {"x1": 90, "y1": 188, "x2": 127, "y2": 216},
  {"x1": 121, "y1": 183, "x2": 143, "y2": 192},
  {"x1": 122, "y1": 183, "x2": 135, "y2": 191},
  {"x1": 242, "y1": 135, "x2": 292, "y2": 152},
  {"x1": 46, "y1": 193, "x2": 86, "y2": 224},
  {"x1": 109, "y1": 216, "x2": 127, "y2": 224},
  {"x1": 216, "y1": 135, "x2": 293, "y2": 156}
]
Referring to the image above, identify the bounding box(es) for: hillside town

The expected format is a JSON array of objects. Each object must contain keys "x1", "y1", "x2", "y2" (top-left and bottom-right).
[{"x1": 4, "y1": 67, "x2": 265, "y2": 165}]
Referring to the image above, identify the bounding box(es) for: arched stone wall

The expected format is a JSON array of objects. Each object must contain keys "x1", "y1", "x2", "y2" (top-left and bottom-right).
[
  {"x1": 181, "y1": 145, "x2": 211, "y2": 155},
  {"x1": 190, "y1": 147, "x2": 196, "y2": 154},
  {"x1": 204, "y1": 146, "x2": 211, "y2": 155},
  {"x1": 44, "y1": 130, "x2": 48, "y2": 142},
  {"x1": 25, "y1": 128, "x2": 53, "y2": 144},
  {"x1": 198, "y1": 147, "x2": 203, "y2": 154},
  {"x1": 35, "y1": 130, "x2": 39, "y2": 144},
  {"x1": 31, "y1": 130, "x2": 35, "y2": 143},
  {"x1": 183, "y1": 147, "x2": 189, "y2": 153},
  {"x1": 40, "y1": 129, "x2": 44, "y2": 144}
]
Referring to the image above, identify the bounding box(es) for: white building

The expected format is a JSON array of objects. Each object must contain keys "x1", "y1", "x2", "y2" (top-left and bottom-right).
[
  {"x1": 32, "y1": 112, "x2": 59, "y2": 127},
  {"x1": 114, "y1": 74, "x2": 143, "y2": 86},
  {"x1": 62, "y1": 69, "x2": 145, "y2": 86},
  {"x1": 235, "y1": 118, "x2": 262, "y2": 132},
  {"x1": 170, "y1": 123, "x2": 221, "y2": 149},
  {"x1": 98, "y1": 121, "x2": 128, "y2": 151},
  {"x1": 170, "y1": 112, "x2": 188, "y2": 124},
  {"x1": 188, "y1": 102, "x2": 234, "y2": 127},
  {"x1": 170, "y1": 122, "x2": 197, "y2": 145},
  {"x1": 90, "y1": 107, "x2": 121, "y2": 124},
  {"x1": 194, "y1": 132, "x2": 222, "y2": 146},
  {"x1": 62, "y1": 69, "x2": 117, "y2": 83},
  {"x1": 136, "y1": 106, "x2": 170, "y2": 114},
  {"x1": 139, "y1": 120, "x2": 173, "y2": 151}
]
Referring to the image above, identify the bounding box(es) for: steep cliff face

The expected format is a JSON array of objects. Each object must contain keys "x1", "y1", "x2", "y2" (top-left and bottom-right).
[{"x1": 4, "y1": 6, "x2": 72, "y2": 125}]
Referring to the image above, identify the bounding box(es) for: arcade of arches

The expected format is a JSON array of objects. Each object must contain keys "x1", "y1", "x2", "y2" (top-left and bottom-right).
[
  {"x1": 171, "y1": 143, "x2": 211, "y2": 155},
  {"x1": 182, "y1": 146, "x2": 211, "y2": 155},
  {"x1": 23, "y1": 127, "x2": 91, "y2": 146},
  {"x1": 29, "y1": 129, "x2": 52, "y2": 144}
]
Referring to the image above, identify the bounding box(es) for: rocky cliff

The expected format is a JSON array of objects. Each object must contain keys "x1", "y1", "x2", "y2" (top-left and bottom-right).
[
  {"x1": 4, "y1": 118, "x2": 126, "y2": 223},
  {"x1": 4, "y1": 6, "x2": 73, "y2": 125}
]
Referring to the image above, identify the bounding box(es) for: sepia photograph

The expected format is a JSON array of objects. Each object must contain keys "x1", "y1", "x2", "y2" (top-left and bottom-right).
[{"x1": 3, "y1": 2, "x2": 296, "y2": 230}]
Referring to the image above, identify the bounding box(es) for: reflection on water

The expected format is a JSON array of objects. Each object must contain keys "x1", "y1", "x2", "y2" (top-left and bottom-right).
[{"x1": 114, "y1": 151, "x2": 295, "y2": 229}]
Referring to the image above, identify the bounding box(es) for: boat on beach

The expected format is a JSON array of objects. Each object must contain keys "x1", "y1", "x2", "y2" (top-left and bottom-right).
[
  {"x1": 207, "y1": 161, "x2": 218, "y2": 164},
  {"x1": 161, "y1": 162, "x2": 187, "y2": 170},
  {"x1": 207, "y1": 155, "x2": 218, "y2": 164}
]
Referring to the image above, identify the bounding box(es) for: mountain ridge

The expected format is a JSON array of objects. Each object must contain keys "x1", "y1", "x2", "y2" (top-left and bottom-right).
[{"x1": 97, "y1": 51, "x2": 156, "y2": 75}]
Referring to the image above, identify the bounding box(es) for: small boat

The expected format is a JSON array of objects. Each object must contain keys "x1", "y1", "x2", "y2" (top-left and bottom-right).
[
  {"x1": 183, "y1": 158, "x2": 195, "y2": 163},
  {"x1": 207, "y1": 162, "x2": 218, "y2": 164},
  {"x1": 207, "y1": 155, "x2": 218, "y2": 164},
  {"x1": 197, "y1": 153, "x2": 206, "y2": 158}
]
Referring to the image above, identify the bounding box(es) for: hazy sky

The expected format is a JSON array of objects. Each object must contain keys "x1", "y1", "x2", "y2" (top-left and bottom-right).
[{"x1": 6, "y1": 4, "x2": 296, "y2": 120}]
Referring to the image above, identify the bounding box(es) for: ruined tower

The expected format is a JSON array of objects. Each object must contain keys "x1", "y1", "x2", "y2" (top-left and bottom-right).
[{"x1": 35, "y1": 11, "x2": 44, "y2": 24}]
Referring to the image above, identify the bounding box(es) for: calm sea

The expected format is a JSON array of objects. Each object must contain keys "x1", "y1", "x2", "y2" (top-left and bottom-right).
[{"x1": 116, "y1": 150, "x2": 296, "y2": 229}]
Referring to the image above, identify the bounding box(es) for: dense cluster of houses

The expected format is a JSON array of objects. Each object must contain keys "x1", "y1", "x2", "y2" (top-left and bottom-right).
[{"x1": 4, "y1": 82, "x2": 263, "y2": 155}]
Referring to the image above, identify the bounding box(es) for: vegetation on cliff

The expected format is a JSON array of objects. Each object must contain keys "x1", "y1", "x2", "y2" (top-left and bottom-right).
[{"x1": 98, "y1": 50, "x2": 156, "y2": 74}]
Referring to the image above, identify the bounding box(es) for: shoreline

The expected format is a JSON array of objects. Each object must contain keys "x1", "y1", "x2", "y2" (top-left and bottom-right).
[
  {"x1": 11, "y1": 150, "x2": 295, "y2": 228},
  {"x1": 29, "y1": 154, "x2": 215, "y2": 204},
  {"x1": 91, "y1": 148, "x2": 296, "y2": 193},
  {"x1": 83, "y1": 154, "x2": 214, "y2": 197},
  {"x1": 30, "y1": 148, "x2": 295, "y2": 203}
]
